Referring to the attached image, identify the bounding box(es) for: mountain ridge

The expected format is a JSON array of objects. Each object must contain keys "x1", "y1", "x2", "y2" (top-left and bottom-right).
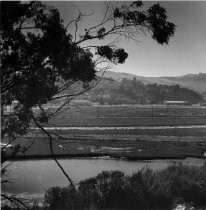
[{"x1": 101, "y1": 71, "x2": 206, "y2": 94}]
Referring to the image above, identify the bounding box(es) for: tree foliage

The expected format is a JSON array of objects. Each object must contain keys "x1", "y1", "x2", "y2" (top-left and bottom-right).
[
  {"x1": 1, "y1": 1, "x2": 175, "y2": 141},
  {"x1": 1, "y1": 1, "x2": 95, "y2": 140}
]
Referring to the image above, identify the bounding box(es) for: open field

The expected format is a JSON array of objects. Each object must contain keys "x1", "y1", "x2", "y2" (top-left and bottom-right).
[
  {"x1": 45, "y1": 105, "x2": 206, "y2": 118},
  {"x1": 10, "y1": 105, "x2": 206, "y2": 160},
  {"x1": 33, "y1": 105, "x2": 206, "y2": 127},
  {"x1": 44, "y1": 117, "x2": 206, "y2": 127},
  {"x1": 44, "y1": 127, "x2": 206, "y2": 136},
  {"x1": 4, "y1": 130, "x2": 206, "y2": 160}
]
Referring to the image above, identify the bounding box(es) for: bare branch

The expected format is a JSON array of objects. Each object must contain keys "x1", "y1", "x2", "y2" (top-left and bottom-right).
[
  {"x1": 57, "y1": 79, "x2": 78, "y2": 93},
  {"x1": 1, "y1": 193, "x2": 29, "y2": 209},
  {"x1": 31, "y1": 115, "x2": 75, "y2": 188},
  {"x1": 86, "y1": 3, "x2": 112, "y2": 34},
  {"x1": 47, "y1": 74, "x2": 108, "y2": 118}
]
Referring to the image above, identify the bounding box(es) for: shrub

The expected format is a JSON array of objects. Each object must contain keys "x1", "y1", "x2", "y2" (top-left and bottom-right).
[
  {"x1": 44, "y1": 186, "x2": 80, "y2": 210},
  {"x1": 43, "y1": 165, "x2": 206, "y2": 210},
  {"x1": 164, "y1": 164, "x2": 206, "y2": 206},
  {"x1": 129, "y1": 168, "x2": 173, "y2": 209},
  {"x1": 78, "y1": 171, "x2": 131, "y2": 209}
]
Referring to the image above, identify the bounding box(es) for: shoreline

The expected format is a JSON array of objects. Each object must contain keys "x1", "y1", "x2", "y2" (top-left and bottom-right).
[{"x1": 8, "y1": 153, "x2": 206, "y2": 161}]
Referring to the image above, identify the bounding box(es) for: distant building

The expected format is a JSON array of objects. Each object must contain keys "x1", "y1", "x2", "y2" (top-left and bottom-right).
[
  {"x1": 70, "y1": 99, "x2": 92, "y2": 106},
  {"x1": 198, "y1": 103, "x2": 206, "y2": 107},
  {"x1": 164, "y1": 100, "x2": 191, "y2": 106}
]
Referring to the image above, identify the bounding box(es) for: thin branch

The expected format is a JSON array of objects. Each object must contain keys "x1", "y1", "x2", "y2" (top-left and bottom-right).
[
  {"x1": 57, "y1": 79, "x2": 78, "y2": 94},
  {"x1": 2, "y1": 137, "x2": 16, "y2": 150},
  {"x1": 74, "y1": 14, "x2": 81, "y2": 43},
  {"x1": 86, "y1": 4, "x2": 112, "y2": 34},
  {"x1": 1, "y1": 180, "x2": 12, "y2": 184},
  {"x1": 51, "y1": 79, "x2": 99, "y2": 101},
  {"x1": 1, "y1": 193, "x2": 29, "y2": 209},
  {"x1": 66, "y1": 3, "x2": 94, "y2": 42},
  {"x1": 47, "y1": 76, "x2": 105, "y2": 118},
  {"x1": 22, "y1": 138, "x2": 35, "y2": 154},
  {"x1": 31, "y1": 115, "x2": 75, "y2": 188}
]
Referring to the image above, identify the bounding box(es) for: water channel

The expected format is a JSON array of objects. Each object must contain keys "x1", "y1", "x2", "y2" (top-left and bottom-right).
[{"x1": 2, "y1": 157, "x2": 205, "y2": 195}]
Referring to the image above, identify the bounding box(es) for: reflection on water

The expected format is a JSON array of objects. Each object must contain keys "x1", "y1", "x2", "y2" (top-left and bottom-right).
[{"x1": 2, "y1": 157, "x2": 205, "y2": 194}]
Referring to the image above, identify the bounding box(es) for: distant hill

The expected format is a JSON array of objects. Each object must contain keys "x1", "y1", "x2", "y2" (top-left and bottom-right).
[
  {"x1": 52, "y1": 71, "x2": 205, "y2": 106},
  {"x1": 76, "y1": 75, "x2": 203, "y2": 105},
  {"x1": 146, "y1": 73, "x2": 206, "y2": 94},
  {"x1": 202, "y1": 90, "x2": 206, "y2": 101},
  {"x1": 101, "y1": 71, "x2": 206, "y2": 94},
  {"x1": 102, "y1": 71, "x2": 149, "y2": 84},
  {"x1": 102, "y1": 71, "x2": 138, "y2": 81}
]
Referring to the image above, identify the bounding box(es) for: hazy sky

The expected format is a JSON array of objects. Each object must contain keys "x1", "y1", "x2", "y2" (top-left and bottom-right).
[{"x1": 49, "y1": 1, "x2": 206, "y2": 77}]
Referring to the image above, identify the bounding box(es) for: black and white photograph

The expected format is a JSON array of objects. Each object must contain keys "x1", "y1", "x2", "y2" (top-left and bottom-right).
[{"x1": 1, "y1": 1, "x2": 206, "y2": 209}]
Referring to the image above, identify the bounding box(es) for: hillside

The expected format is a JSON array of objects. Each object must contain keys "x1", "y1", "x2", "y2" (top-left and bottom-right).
[
  {"x1": 78, "y1": 76, "x2": 204, "y2": 105},
  {"x1": 102, "y1": 71, "x2": 206, "y2": 94},
  {"x1": 102, "y1": 71, "x2": 149, "y2": 84},
  {"x1": 50, "y1": 71, "x2": 205, "y2": 105},
  {"x1": 146, "y1": 73, "x2": 206, "y2": 94},
  {"x1": 202, "y1": 90, "x2": 206, "y2": 101}
]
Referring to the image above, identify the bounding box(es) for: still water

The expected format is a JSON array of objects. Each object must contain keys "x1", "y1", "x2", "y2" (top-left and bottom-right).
[{"x1": 2, "y1": 157, "x2": 205, "y2": 194}]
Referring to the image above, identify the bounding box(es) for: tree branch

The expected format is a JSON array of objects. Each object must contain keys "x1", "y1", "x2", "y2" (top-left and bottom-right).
[
  {"x1": 1, "y1": 193, "x2": 29, "y2": 209},
  {"x1": 31, "y1": 115, "x2": 75, "y2": 188}
]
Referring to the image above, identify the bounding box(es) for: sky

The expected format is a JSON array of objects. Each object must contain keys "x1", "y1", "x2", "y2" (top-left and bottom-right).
[{"x1": 48, "y1": 1, "x2": 206, "y2": 77}]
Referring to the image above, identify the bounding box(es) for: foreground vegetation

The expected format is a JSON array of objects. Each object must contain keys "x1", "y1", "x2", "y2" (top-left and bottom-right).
[
  {"x1": 43, "y1": 165, "x2": 206, "y2": 210},
  {"x1": 3, "y1": 165, "x2": 206, "y2": 210}
]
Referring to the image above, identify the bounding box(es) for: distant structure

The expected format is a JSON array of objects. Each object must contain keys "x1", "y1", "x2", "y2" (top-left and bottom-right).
[
  {"x1": 164, "y1": 100, "x2": 191, "y2": 106},
  {"x1": 198, "y1": 103, "x2": 206, "y2": 107},
  {"x1": 70, "y1": 99, "x2": 92, "y2": 106}
]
